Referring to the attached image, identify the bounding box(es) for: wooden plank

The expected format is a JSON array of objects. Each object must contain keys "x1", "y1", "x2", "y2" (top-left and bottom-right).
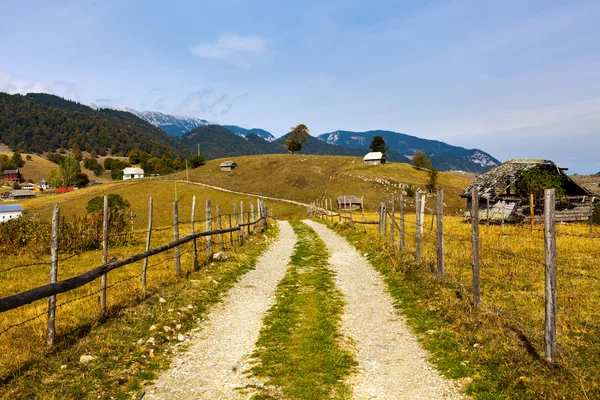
[
  {"x1": 206, "y1": 199, "x2": 213, "y2": 259},
  {"x1": 471, "y1": 186, "x2": 481, "y2": 308},
  {"x1": 390, "y1": 196, "x2": 395, "y2": 249},
  {"x1": 544, "y1": 189, "x2": 557, "y2": 363},
  {"x1": 174, "y1": 200, "x2": 181, "y2": 275},
  {"x1": 250, "y1": 201, "x2": 255, "y2": 234},
  {"x1": 217, "y1": 204, "x2": 225, "y2": 252},
  {"x1": 141, "y1": 197, "x2": 153, "y2": 289},
  {"x1": 415, "y1": 192, "x2": 421, "y2": 260},
  {"x1": 240, "y1": 201, "x2": 245, "y2": 244},
  {"x1": 436, "y1": 189, "x2": 444, "y2": 279},
  {"x1": 100, "y1": 195, "x2": 108, "y2": 313},
  {"x1": 191, "y1": 195, "x2": 198, "y2": 270},
  {"x1": 400, "y1": 193, "x2": 405, "y2": 250},
  {"x1": 46, "y1": 205, "x2": 59, "y2": 346}
]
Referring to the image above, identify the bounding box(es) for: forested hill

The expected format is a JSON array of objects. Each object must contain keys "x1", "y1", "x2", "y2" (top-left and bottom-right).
[{"x1": 0, "y1": 93, "x2": 187, "y2": 157}]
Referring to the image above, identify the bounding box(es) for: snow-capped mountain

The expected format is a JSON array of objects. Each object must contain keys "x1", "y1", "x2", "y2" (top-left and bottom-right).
[
  {"x1": 222, "y1": 125, "x2": 276, "y2": 142},
  {"x1": 116, "y1": 108, "x2": 210, "y2": 138}
]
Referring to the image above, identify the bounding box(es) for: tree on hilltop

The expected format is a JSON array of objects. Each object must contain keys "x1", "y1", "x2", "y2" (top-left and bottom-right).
[
  {"x1": 369, "y1": 136, "x2": 389, "y2": 154},
  {"x1": 412, "y1": 150, "x2": 432, "y2": 169},
  {"x1": 285, "y1": 124, "x2": 310, "y2": 154}
]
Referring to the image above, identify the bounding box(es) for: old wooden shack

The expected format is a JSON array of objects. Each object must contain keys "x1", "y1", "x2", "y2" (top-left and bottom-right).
[
  {"x1": 461, "y1": 159, "x2": 594, "y2": 223},
  {"x1": 220, "y1": 161, "x2": 237, "y2": 171},
  {"x1": 337, "y1": 195, "x2": 362, "y2": 210},
  {"x1": 363, "y1": 152, "x2": 387, "y2": 165}
]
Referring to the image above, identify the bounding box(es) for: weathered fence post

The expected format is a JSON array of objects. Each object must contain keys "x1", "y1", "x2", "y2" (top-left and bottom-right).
[
  {"x1": 378, "y1": 202, "x2": 383, "y2": 235},
  {"x1": 240, "y1": 201, "x2": 245, "y2": 243},
  {"x1": 361, "y1": 196, "x2": 366, "y2": 233},
  {"x1": 486, "y1": 198, "x2": 490, "y2": 231},
  {"x1": 47, "y1": 205, "x2": 59, "y2": 346},
  {"x1": 400, "y1": 193, "x2": 405, "y2": 250},
  {"x1": 390, "y1": 196, "x2": 395, "y2": 248},
  {"x1": 142, "y1": 197, "x2": 153, "y2": 289},
  {"x1": 383, "y1": 197, "x2": 388, "y2": 237},
  {"x1": 206, "y1": 199, "x2": 213, "y2": 259},
  {"x1": 173, "y1": 200, "x2": 181, "y2": 275},
  {"x1": 191, "y1": 195, "x2": 198, "y2": 270},
  {"x1": 250, "y1": 201, "x2": 256, "y2": 234},
  {"x1": 234, "y1": 203, "x2": 241, "y2": 246},
  {"x1": 436, "y1": 188, "x2": 444, "y2": 279},
  {"x1": 415, "y1": 192, "x2": 421, "y2": 260},
  {"x1": 228, "y1": 214, "x2": 234, "y2": 247},
  {"x1": 217, "y1": 205, "x2": 225, "y2": 252},
  {"x1": 544, "y1": 188, "x2": 557, "y2": 363},
  {"x1": 471, "y1": 186, "x2": 481, "y2": 309},
  {"x1": 530, "y1": 192, "x2": 535, "y2": 233},
  {"x1": 590, "y1": 197, "x2": 595, "y2": 234},
  {"x1": 100, "y1": 195, "x2": 108, "y2": 314}
]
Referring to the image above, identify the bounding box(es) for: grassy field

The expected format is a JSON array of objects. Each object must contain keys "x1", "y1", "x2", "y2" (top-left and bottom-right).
[
  {"x1": 0, "y1": 152, "x2": 58, "y2": 184},
  {"x1": 322, "y1": 210, "x2": 600, "y2": 398},
  {"x1": 174, "y1": 154, "x2": 472, "y2": 213}
]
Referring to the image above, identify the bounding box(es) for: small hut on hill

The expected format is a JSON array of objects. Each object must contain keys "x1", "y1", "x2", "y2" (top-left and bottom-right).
[
  {"x1": 363, "y1": 152, "x2": 387, "y2": 165},
  {"x1": 220, "y1": 161, "x2": 237, "y2": 171},
  {"x1": 461, "y1": 159, "x2": 593, "y2": 223},
  {"x1": 337, "y1": 195, "x2": 362, "y2": 210}
]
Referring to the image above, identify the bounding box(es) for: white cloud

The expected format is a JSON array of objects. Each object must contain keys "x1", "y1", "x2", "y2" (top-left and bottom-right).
[
  {"x1": 0, "y1": 72, "x2": 49, "y2": 94},
  {"x1": 191, "y1": 33, "x2": 267, "y2": 60},
  {"x1": 177, "y1": 88, "x2": 248, "y2": 118}
]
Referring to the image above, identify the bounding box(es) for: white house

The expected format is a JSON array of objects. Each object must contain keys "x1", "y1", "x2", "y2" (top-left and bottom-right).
[
  {"x1": 363, "y1": 152, "x2": 387, "y2": 165},
  {"x1": 122, "y1": 167, "x2": 145, "y2": 180},
  {"x1": 0, "y1": 204, "x2": 24, "y2": 223}
]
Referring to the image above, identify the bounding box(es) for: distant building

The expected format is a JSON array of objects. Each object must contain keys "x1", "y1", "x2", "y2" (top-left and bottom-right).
[
  {"x1": 37, "y1": 180, "x2": 50, "y2": 190},
  {"x1": 123, "y1": 167, "x2": 145, "y2": 180},
  {"x1": 0, "y1": 204, "x2": 23, "y2": 222},
  {"x1": 337, "y1": 195, "x2": 362, "y2": 210},
  {"x1": 363, "y1": 152, "x2": 387, "y2": 165},
  {"x1": 56, "y1": 186, "x2": 74, "y2": 194},
  {"x1": 220, "y1": 161, "x2": 237, "y2": 171},
  {"x1": 3, "y1": 169, "x2": 21, "y2": 182},
  {"x1": 8, "y1": 190, "x2": 35, "y2": 200}
]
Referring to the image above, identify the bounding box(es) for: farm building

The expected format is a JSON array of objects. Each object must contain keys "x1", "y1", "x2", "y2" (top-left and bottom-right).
[
  {"x1": 8, "y1": 190, "x2": 35, "y2": 200},
  {"x1": 3, "y1": 169, "x2": 21, "y2": 182},
  {"x1": 337, "y1": 195, "x2": 362, "y2": 210},
  {"x1": 122, "y1": 167, "x2": 145, "y2": 180},
  {"x1": 220, "y1": 161, "x2": 237, "y2": 171},
  {"x1": 0, "y1": 204, "x2": 23, "y2": 222},
  {"x1": 461, "y1": 159, "x2": 593, "y2": 223},
  {"x1": 363, "y1": 152, "x2": 387, "y2": 165}
]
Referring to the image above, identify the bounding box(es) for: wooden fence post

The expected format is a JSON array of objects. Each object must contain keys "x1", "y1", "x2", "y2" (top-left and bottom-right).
[
  {"x1": 100, "y1": 195, "x2": 108, "y2": 314},
  {"x1": 400, "y1": 193, "x2": 405, "y2": 250},
  {"x1": 251, "y1": 201, "x2": 256, "y2": 234},
  {"x1": 378, "y1": 203, "x2": 383, "y2": 235},
  {"x1": 142, "y1": 197, "x2": 153, "y2": 289},
  {"x1": 206, "y1": 199, "x2": 213, "y2": 259},
  {"x1": 228, "y1": 214, "x2": 234, "y2": 247},
  {"x1": 383, "y1": 197, "x2": 388, "y2": 237},
  {"x1": 46, "y1": 205, "x2": 59, "y2": 346},
  {"x1": 471, "y1": 186, "x2": 481, "y2": 309},
  {"x1": 173, "y1": 200, "x2": 181, "y2": 276},
  {"x1": 234, "y1": 203, "x2": 241, "y2": 246},
  {"x1": 240, "y1": 201, "x2": 245, "y2": 243},
  {"x1": 191, "y1": 195, "x2": 198, "y2": 270},
  {"x1": 415, "y1": 192, "x2": 421, "y2": 260},
  {"x1": 436, "y1": 189, "x2": 444, "y2": 279},
  {"x1": 530, "y1": 192, "x2": 535, "y2": 233},
  {"x1": 217, "y1": 205, "x2": 225, "y2": 252},
  {"x1": 390, "y1": 196, "x2": 395, "y2": 248},
  {"x1": 544, "y1": 189, "x2": 557, "y2": 363},
  {"x1": 486, "y1": 198, "x2": 490, "y2": 231},
  {"x1": 361, "y1": 196, "x2": 366, "y2": 233},
  {"x1": 590, "y1": 197, "x2": 595, "y2": 234}
]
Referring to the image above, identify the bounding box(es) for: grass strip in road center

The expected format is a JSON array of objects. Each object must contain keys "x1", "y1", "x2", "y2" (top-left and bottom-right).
[{"x1": 248, "y1": 220, "x2": 356, "y2": 399}]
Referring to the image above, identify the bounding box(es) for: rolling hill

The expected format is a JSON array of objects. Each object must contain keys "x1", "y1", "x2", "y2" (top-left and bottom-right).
[
  {"x1": 222, "y1": 125, "x2": 276, "y2": 142},
  {"x1": 318, "y1": 130, "x2": 499, "y2": 172},
  {"x1": 116, "y1": 108, "x2": 209, "y2": 137}
]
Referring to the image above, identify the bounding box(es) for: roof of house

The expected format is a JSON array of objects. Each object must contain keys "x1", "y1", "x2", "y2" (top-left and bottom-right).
[
  {"x1": 220, "y1": 161, "x2": 236, "y2": 167},
  {"x1": 0, "y1": 204, "x2": 24, "y2": 212},
  {"x1": 10, "y1": 190, "x2": 35, "y2": 197},
  {"x1": 460, "y1": 159, "x2": 589, "y2": 199},
  {"x1": 337, "y1": 195, "x2": 362, "y2": 203},
  {"x1": 3, "y1": 169, "x2": 19, "y2": 174},
  {"x1": 122, "y1": 167, "x2": 144, "y2": 175},
  {"x1": 363, "y1": 152, "x2": 386, "y2": 161}
]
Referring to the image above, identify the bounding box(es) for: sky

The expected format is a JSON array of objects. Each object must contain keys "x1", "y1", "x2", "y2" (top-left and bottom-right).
[{"x1": 1, "y1": 0, "x2": 599, "y2": 174}]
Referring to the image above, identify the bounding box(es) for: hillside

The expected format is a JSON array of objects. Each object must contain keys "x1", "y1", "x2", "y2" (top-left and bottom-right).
[
  {"x1": 0, "y1": 93, "x2": 186, "y2": 158},
  {"x1": 117, "y1": 108, "x2": 209, "y2": 137},
  {"x1": 318, "y1": 130, "x2": 499, "y2": 172},
  {"x1": 180, "y1": 125, "x2": 271, "y2": 159},
  {"x1": 173, "y1": 154, "x2": 472, "y2": 213},
  {"x1": 0, "y1": 152, "x2": 58, "y2": 183},
  {"x1": 222, "y1": 125, "x2": 276, "y2": 142}
]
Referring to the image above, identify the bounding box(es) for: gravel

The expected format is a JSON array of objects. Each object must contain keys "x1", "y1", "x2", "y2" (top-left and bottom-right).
[
  {"x1": 304, "y1": 220, "x2": 467, "y2": 399},
  {"x1": 144, "y1": 221, "x2": 296, "y2": 399}
]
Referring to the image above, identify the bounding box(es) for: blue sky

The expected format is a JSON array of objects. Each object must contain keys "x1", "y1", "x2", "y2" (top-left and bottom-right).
[{"x1": 1, "y1": 0, "x2": 599, "y2": 173}]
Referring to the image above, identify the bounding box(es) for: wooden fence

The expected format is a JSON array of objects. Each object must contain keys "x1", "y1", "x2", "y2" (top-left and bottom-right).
[
  {"x1": 309, "y1": 188, "x2": 600, "y2": 369},
  {"x1": 0, "y1": 196, "x2": 270, "y2": 346}
]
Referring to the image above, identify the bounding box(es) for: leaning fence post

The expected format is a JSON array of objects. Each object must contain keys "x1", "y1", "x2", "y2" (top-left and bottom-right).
[
  {"x1": 217, "y1": 204, "x2": 225, "y2": 252},
  {"x1": 250, "y1": 201, "x2": 256, "y2": 234},
  {"x1": 100, "y1": 195, "x2": 108, "y2": 314},
  {"x1": 400, "y1": 193, "x2": 405, "y2": 250},
  {"x1": 383, "y1": 197, "x2": 388, "y2": 237},
  {"x1": 436, "y1": 189, "x2": 444, "y2": 279},
  {"x1": 544, "y1": 189, "x2": 557, "y2": 363},
  {"x1": 390, "y1": 196, "x2": 396, "y2": 248},
  {"x1": 173, "y1": 200, "x2": 181, "y2": 275},
  {"x1": 240, "y1": 201, "x2": 245, "y2": 243},
  {"x1": 206, "y1": 199, "x2": 213, "y2": 259},
  {"x1": 415, "y1": 192, "x2": 421, "y2": 260},
  {"x1": 142, "y1": 196, "x2": 153, "y2": 289},
  {"x1": 47, "y1": 205, "x2": 59, "y2": 346},
  {"x1": 471, "y1": 186, "x2": 481, "y2": 309},
  {"x1": 191, "y1": 195, "x2": 198, "y2": 270},
  {"x1": 228, "y1": 214, "x2": 234, "y2": 247}
]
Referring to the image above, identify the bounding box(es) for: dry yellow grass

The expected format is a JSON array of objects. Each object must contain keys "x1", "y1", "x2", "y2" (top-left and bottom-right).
[{"x1": 0, "y1": 152, "x2": 58, "y2": 183}]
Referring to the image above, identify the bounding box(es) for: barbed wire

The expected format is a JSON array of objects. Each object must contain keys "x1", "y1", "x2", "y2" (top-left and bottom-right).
[{"x1": 0, "y1": 310, "x2": 46, "y2": 337}]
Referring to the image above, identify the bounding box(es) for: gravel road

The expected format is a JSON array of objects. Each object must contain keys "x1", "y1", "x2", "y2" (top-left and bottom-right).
[
  {"x1": 144, "y1": 221, "x2": 296, "y2": 399},
  {"x1": 304, "y1": 220, "x2": 466, "y2": 399}
]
